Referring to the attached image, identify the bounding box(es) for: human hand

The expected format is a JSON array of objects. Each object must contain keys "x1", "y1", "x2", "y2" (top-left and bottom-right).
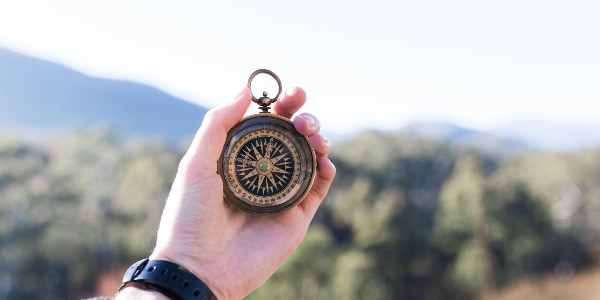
[{"x1": 131, "y1": 86, "x2": 335, "y2": 300}]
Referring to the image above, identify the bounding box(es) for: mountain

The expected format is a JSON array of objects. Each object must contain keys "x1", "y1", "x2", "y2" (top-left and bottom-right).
[
  {"x1": 491, "y1": 121, "x2": 600, "y2": 152},
  {"x1": 398, "y1": 121, "x2": 600, "y2": 154},
  {"x1": 396, "y1": 122, "x2": 525, "y2": 156},
  {"x1": 0, "y1": 48, "x2": 207, "y2": 143},
  {"x1": 2, "y1": 48, "x2": 598, "y2": 152}
]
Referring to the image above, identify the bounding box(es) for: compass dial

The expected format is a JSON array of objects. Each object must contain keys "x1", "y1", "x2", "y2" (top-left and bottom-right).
[{"x1": 218, "y1": 114, "x2": 316, "y2": 214}]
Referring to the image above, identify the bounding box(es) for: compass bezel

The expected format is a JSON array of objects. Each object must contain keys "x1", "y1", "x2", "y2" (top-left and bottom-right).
[{"x1": 218, "y1": 113, "x2": 317, "y2": 215}]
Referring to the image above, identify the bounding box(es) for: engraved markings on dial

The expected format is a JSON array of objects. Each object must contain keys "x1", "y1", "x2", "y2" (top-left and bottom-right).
[
  {"x1": 236, "y1": 136, "x2": 292, "y2": 194},
  {"x1": 226, "y1": 128, "x2": 302, "y2": 206}
]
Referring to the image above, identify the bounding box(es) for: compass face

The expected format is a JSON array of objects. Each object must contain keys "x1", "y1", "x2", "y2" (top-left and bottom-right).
[{"x1": 218, "y1": 114, "x2": 316, "y2": 214}]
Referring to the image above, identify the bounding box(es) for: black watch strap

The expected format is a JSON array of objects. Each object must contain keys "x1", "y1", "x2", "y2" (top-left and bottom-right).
[{"x1": 117, "y1": 258, "x2": 218, "y2": 300}]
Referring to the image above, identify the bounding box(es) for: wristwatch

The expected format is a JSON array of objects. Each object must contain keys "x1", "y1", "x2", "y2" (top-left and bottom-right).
[{"x1": 117, "y1": 258, "x2": 218, "y2": 300}]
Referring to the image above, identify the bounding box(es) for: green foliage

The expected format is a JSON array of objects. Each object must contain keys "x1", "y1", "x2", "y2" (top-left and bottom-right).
[
  {"x1": 0, "y1": 129, "x2": 182, "y2": 299},
  {"x1": 1, "y1": 128, "x2": 599, "y2": 299}
]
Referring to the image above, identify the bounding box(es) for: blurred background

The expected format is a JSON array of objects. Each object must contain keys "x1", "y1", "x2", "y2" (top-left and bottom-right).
[{"x1": 1, "y1": 0, "x2": 599, "y2": 299}]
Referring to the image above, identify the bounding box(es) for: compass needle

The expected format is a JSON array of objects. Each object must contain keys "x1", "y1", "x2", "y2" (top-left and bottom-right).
[
  {"x1": 264, "y1": 138, "x2": 274, "y2": 159},
  {"x1": 271, "y1": 166, "x2": 289, "y2": 175},
  {"x1": 242, "y1": 169, "x2": 259, "y2": 180},
  {"x1": 252, "y1": 144, "x2": 264, "y2": 160},
  {"x1": 266, "y1": 173, "x2": 277, "y2": 187},
  {"x1": 270, "y1": 153, "x2": 287, "y2": 164},
  {"x1": 257, "y1": 174, "x2": 265, "y2": 190}
]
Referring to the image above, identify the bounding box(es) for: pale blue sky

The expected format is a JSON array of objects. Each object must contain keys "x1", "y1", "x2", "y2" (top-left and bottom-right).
[{"x1": 1, "y1": 0, "x2": 598, "y2": 134}]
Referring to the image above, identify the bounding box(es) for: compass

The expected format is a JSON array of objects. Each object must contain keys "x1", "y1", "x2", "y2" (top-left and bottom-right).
[{"x1": 217, "y1": 69, "x2": 317, "y2": 215}]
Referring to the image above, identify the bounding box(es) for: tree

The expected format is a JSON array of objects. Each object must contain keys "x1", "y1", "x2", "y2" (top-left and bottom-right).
[{"x1": 432, "y1": 155, "x2": 495, "y2": 295}]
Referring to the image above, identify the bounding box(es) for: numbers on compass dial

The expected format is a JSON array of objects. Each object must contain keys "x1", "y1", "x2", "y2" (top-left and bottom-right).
[{"x1": 224, "y1": 126, "x2": 305, "y2": 207}]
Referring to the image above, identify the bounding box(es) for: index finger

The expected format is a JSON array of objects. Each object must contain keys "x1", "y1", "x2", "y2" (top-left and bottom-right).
[{"x1": 272, "y1": 87, "x2": 306, "y2": 119}]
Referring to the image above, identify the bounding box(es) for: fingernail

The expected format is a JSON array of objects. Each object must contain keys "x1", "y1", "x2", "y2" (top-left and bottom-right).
[
  {"x1": 299, "y1": 114, "x2": 316, "y2": 128},
  {"x1": 323, "y1": 136, "x2": 331, "y2": 147}
]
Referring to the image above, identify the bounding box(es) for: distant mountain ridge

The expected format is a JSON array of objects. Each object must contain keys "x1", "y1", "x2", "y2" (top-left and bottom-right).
[
  {"x1": 398, "y1": 121, "x2": 600, "y2": 153},
  {"x1": 1, "y1": 48, "x2": 598, "y2": 152},
  {"x1": 396, "y1": 122, "x2": 525, "y2": 156},
  {"x1": 490, "y1": 121, "x2": 600, "y2": 152},
  {"x1": 0, "y1": 48, "x2": 207, "y2": 143}
]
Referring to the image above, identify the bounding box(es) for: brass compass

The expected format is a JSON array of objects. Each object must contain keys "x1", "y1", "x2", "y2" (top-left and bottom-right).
[{"x1": 217, "y1": 69, "x2": 317, "y2": 215}]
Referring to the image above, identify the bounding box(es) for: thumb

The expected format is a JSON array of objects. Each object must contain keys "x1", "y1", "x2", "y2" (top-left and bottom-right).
[{"x1": 182, "y1": 87, "x2": 252, "y2": 177}]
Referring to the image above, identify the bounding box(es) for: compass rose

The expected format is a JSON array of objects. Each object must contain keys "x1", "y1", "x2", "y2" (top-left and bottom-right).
[{"x1": 235, "y1": 137, "x2": 294, "y2": 196}]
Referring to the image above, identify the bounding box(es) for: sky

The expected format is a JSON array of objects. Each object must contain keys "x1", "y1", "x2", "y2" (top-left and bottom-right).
[{"x1": 0, "y1": 0, "x2": 599, "y2": 135}]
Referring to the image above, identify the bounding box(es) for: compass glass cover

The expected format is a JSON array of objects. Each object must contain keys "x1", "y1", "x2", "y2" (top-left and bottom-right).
[{"x1": 219, "y1": 115, "x2": 315, "y2": 214}]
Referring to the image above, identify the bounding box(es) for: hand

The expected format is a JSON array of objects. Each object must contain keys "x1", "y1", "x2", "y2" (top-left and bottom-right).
[{"x1": 129, "y1": 87, "x2": 335, "y2": 300}]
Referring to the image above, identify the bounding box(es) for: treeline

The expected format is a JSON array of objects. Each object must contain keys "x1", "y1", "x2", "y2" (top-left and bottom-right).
[
  {"x1": 1, "y1": 128, "x2": 599, "y2": 299},
  {"x1": 250, "y1": 131, "x2": 600, "y2": 299},
  {"x1": 0, "y1": 127, "x2": 181, "y2": 299}
]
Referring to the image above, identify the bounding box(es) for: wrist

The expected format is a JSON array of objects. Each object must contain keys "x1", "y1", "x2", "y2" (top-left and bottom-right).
[
  {"x1": 119, "y1": 258, "x2": 219, "y2": 300},
  {"x1": 148, "y1": 252, "x2": 227, "y2": 300},
  {"x1": 115, "y1": 286, "x2": 170, "y2": 300}
]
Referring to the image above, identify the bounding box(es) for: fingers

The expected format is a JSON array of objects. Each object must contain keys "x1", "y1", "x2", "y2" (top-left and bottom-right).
[
  {"x1": 181, "y1": 87, "x2": 251, "y2": 176},
  {"x1": 295, "y1": 113, "x2": 330, "y2": 158},
  {"x1": 298, "y1": 157, "x2": 336, "y2": 219},
  {"x1": 293, "y1": 111, "x2": 333, "y2": 219},
  {"x1": 293, "y1": 113, "x2": 321, "y2": 136},
  {"x1": 309, "y1": 133, "x2": 331, "y2": 159},
  {"x1": 313, "y1": 158, "x2": 337, "y2": 197},
  {"x1": 273, "y1": 87, "x2": 306, "y2": 118},
  {"x1": 295, "y1": 114, "x2": 334, "y2": 219}
]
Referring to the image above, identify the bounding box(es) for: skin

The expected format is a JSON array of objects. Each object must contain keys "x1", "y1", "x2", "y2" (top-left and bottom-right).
[{"x1": 116, "y1": 86, "x2": 336, "y2": 300}]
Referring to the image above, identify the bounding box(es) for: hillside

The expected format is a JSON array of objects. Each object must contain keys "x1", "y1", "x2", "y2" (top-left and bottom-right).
[
  {"x1": 0, "y1": 48, "x2": 207, "y2": 143},
  {"x1": 2, "y1": 48, "x2": 599, "y2": 151}
]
